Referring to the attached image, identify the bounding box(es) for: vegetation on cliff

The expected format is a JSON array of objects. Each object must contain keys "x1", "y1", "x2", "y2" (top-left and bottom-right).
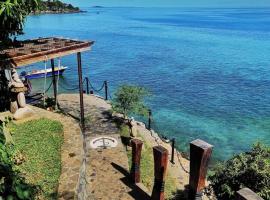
[
  {"x1": 112, "y1": 85, "x2": 150, "y2": 119},
  {"x1": 208, "y1": 143, "x2": 270, "y2": 199},
  {"x1": 36, "y1": 0, "x2": 80, "y2": 13}
]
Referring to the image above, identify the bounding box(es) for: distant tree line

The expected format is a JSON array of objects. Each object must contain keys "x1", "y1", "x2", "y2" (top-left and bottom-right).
[{"x1": 37, "y1": 0, "x2": 80, "y2": 13}]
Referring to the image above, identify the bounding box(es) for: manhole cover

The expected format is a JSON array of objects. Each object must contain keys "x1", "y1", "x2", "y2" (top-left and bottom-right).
[{"x1": 90, "y1": 137, "x2": 118, "y2": 149}]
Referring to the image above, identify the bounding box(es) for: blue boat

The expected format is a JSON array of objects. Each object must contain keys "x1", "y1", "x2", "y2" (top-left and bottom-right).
[{"x1": 20, "y1": 66, "x2": 68, "y2": 80}]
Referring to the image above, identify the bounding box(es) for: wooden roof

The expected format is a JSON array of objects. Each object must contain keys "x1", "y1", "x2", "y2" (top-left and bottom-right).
[{"x1": 0, "y1": 37, "x2": 94, "y2": 68}]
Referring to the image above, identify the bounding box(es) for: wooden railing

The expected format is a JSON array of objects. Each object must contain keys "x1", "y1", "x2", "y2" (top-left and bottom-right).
[{"x1": 129, "y1": 138, "x2": 263, "y2": 200}]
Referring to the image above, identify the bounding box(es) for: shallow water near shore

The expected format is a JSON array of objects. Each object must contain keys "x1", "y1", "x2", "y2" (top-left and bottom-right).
[{"x1": 21, "y1": 7, "x2": 270, "y2": 161}]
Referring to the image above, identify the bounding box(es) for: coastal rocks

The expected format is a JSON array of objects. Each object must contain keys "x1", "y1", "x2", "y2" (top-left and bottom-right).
[
  {"x1": 112, "y1": 112, "x2": 124, "y2": 119},
  {"x1": 130, "y1": 120, "x2": 138, "y2": 137},
  {"x1": 14, "y1": 107, "x2": 35, "y2": 120},
  {"x1": 136, "y1": 121, "x2": 146, "y2": 129}
]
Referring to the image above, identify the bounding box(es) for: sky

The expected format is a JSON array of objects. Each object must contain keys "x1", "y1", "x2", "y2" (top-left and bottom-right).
[{"x1": 64, "y1": 0, "x2": 270, "y2": 8}]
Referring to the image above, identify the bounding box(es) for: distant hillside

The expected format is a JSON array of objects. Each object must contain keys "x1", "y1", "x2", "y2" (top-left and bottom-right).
[{"x1": 34, "y1": 0, "x2": 81, "y2": 14}]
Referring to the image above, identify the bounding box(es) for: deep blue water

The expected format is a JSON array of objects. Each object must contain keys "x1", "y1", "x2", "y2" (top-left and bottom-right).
[{"x1": 21, "y1": 7, "x2": 270, "y2": 161}]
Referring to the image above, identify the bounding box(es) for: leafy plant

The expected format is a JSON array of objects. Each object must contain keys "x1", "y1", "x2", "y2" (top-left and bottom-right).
[
  {"x1": 0, "y1": 118, "x2": 37, "y2": 199},
  {"x1": 112, "y1": 85, "x2": 150, "y2": 119},
  {"x1": 208, "y1": 143, "x2": 270, "y2": 200},
  {"x1": 0, "y1": 0, "x2": 40, "y2": 42}
]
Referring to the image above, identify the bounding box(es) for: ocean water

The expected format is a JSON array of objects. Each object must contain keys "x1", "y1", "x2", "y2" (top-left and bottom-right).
[{"x1": 21, "y1": 7, "x2": 270, "y2": 161}]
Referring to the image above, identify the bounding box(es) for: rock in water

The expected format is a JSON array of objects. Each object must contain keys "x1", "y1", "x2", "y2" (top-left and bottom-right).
[
  {"x1": 17, "y1": 92, "x2": 26, "y2": 108},
  {"x1": 10, "y1": 101, "x2": 19, "y2": 114},
  {"x1": 14, "y1": 107, "x2": 35, "y2": 120}
]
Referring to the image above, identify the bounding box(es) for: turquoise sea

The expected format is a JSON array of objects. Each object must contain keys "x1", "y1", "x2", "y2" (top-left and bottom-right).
[{"x1": 21, "y1": 7, "x2": 270, "y2": 161}]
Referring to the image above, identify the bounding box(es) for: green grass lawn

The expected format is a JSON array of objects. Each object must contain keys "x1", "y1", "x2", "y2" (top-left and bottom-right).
[{"x1": 9, "y1": 118, "x2": 64, "y2": 200}]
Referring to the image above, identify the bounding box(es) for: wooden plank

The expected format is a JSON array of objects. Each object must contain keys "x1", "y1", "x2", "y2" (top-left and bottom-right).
[
  {"x1": 13, "y1": 47, "x2": 90, "y2": 67},
  {"x1": 236, "y1": 188, "x2": 264, "y2": 200},
  {"x1": 0, "y1": 38, "x2": 94, "y2": 68}
]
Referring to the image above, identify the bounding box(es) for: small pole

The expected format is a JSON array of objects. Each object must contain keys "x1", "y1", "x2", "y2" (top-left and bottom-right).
[
  {"x1": 148, "y1": 109, "x2": 152, "y2": 130},
  {"x1": 104, "y1": 80, "x2": 108, "y2": 100},
  {"x1": 51, "y1": 59, "x2": 58, "y2": 108},
  {"x1": 85, "y1": 77, "x2": 89, "y2": 94},
  {"x1": 77, "y1": 52, "x2": 85, "y2": 129},
  {"x1": 130, "y1": 139, "x2": 143, "y2": 183},
  {"x1": 189, "y1": 139, "x2": 213, "y2": 200},
  {"x1": 170, "y1": 138, "x2": 175, "y2": 164},
  {"x1": 151, "y1": 146, "x2": 168, "y2": 200}
]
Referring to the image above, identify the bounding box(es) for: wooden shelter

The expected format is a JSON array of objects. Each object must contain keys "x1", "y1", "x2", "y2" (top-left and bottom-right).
[{"x1": 0, "y1": 37, "x2": 95, "y2": 128}]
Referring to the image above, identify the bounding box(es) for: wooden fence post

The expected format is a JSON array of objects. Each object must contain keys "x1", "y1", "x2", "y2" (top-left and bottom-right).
[
  {"x1": 236, "y1": 188, "x2": 264, "y2": 200},
  {"x1": 130, "y1": 139, "x2": 143, "y2": 183},
  {"x1": 189, "y1": 139, "x2": 213, "y2": 199},
  {"x1": 151, "y1": 146, "x2": 168, "y2": 200}
]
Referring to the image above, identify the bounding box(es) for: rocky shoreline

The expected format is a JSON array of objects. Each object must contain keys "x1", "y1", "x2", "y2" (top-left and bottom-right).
[{"x1": 31, "y1": 10, "x2": 85, "y2": 15}]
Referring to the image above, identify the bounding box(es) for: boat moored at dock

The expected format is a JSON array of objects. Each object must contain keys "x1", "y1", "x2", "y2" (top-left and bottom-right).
[{"x1": 20, "y1": 66, "x2": 68, "y2": 80}]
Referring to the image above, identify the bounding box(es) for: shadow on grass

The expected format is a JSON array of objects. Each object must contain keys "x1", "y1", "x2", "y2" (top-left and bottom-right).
[
  {"x1": 169, "y1": 185, "x2": 190, "y2": 200},
  {"x1": 111, "y1": 162, "x2": 151, "y2": 200},
  {"x1": 57, "y1": 191, "x2": 75, "y2": 200}
]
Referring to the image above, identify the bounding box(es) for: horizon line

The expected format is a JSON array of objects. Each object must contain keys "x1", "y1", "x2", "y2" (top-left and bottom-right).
[{"x1": 84, "y1": 5, "x2": 270, "y2": 9}]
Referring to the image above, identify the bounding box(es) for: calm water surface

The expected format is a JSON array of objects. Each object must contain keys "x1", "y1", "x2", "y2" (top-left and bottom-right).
[{"x1": 21, "y1": 7, "x2": 270, "y2": 161}]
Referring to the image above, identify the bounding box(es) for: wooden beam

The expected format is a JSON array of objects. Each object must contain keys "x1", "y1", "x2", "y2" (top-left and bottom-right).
[
  {"x1": 9, "y1": 47, "x2": 90, "y2": 67},
  {"x1": 0, "y1": 38, "x2": 94, "y2": 68}
]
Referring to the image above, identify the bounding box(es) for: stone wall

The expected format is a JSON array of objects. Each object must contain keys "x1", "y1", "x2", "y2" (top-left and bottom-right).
[{"x1": 0, "y1": 69, "x2": 10, "y2": 112}]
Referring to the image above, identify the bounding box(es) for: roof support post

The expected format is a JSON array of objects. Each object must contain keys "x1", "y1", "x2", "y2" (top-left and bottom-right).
[
  {"x1": 51, "y1": 59, "x2": 58, "y2": 108},
  {"x1": 77, "y1": 52, "x2": 85, "y2": 129}
]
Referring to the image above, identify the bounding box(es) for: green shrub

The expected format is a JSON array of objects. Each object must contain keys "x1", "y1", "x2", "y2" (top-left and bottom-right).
[
  {"x1": 0, "y1": 0, "x2": 39, "y2": 42},
  {"x1": 0, "y1": 119, "x2": 37, "y2": 199},
  {"x1": 208, "y1": 143, "x2": 270, "y2": 200},
  {"x1": 112, "y1": 85, "x2": 149, "y2": 119}
]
